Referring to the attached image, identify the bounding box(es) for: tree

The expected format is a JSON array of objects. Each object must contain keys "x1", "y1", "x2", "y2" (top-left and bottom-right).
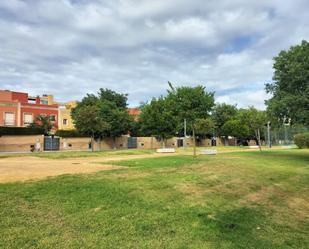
[
  {"x1": 28, "y1": 115, "x2": 54, "y2": 135},
  {"x1": 195, "y1": 118, "x2": 216, "y2": 138},
  {"x1": 237, "y1": 107, "x2": 267, "y2": 151},
  {"x1": 212, "y1": 103, "x2": 238, "y2": 135},
  {"x1": 139, "y1": 97, "x2": 176, "y2": 147},
  {"x1": 221, "y1": 119, "x2": 250, "y2": 144},
  {"x1": 72, "y1": 105, "x2": 110, "y2": 151},
  {"x1": 167, "y1": 83, "x2": 215, "y2": 156},
  {"x1": 265, "y1": 40, "x2": 309, "y2": 126},
  {"x1": 72, "y1": 88, "x2": 132, "y2": 150}
]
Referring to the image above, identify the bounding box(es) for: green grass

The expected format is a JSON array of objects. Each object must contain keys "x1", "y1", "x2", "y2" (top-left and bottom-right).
[
  {"x1": 0, "y1": 148, "x2": 155, "y2": 159},
  {"x1": 0, "y1": 149, "x2": 308, "y2": 248}
]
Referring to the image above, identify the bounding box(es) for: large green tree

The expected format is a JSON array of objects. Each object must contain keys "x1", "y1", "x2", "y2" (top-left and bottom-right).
[
  {"x1": 266, "y1": 40, "x2": 309, "y2": 126},
  {"x1": 167, "y1": 83, "x2": 215, "y2": 156},
  {"x1": 139, "y1": 97, "x2": 176, "y2": 147},
  {"x1": 237, "y1": 107, "x2": 267, "y2": 151},
  {"x1": 221, "y1": 119, "x2": 250, "y2": 143},
  {"x1": 212, "y1": 103, "x2": 238, "y2": 135},
  {"x1": 72, "y1": 88, "x2": 132, "y2": 150},
  {"x1": 72, "y1": 105, "x2": 110, "y2": 151}
]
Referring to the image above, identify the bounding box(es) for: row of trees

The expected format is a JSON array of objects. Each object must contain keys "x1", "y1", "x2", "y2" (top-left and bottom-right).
[
  {"x1": 28, "y1": 86, "x2": 268, "y2": 154},
  {"x1": 29, "y1": 40, "x2": 308, "y2": 152},
  {"x1": 131, "y1": 84, "x2": 268, "y2": 152}
]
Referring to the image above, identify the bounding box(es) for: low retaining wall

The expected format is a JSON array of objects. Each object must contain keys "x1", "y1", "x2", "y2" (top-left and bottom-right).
[
  {"x1": 0, "y1": 135, "x2": 260, "y2": 153},
  {"x1": 0, "y1": 135, "x2": 44, "y2": 152}
]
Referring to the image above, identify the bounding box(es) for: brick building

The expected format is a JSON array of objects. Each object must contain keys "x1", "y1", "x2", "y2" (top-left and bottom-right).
[{"x1": 0, "y1": 90, "x2": 59, "y2": 130}]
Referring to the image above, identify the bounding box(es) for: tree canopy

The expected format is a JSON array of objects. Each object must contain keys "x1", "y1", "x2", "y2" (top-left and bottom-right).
[
  {"x1": 212, "y1": 103, "x2": 238, "y2": 135},
  {"x1": 166, "y1": 83, "x2": 215, "y2": 133},
  {"x1": 72, "y1": 88, "x2": 132, "y2": 141},
  {"x1": 265, "y1": 40, "x2": 309, "y2": 126},
  {"x1": 139, "y1": 96, "x2": 176, "y2": 144},
  {"x1": 28, "y1": 115, "x2": 54, "y2": 135}
]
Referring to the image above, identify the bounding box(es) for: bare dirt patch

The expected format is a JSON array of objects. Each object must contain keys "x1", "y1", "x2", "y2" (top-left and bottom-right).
[
  {"x1": 0, "y1": 153, "x2": 174, "y2": 183},
  {"x1": 287, "y1": 197, "x2": 309, "y2": 220}
]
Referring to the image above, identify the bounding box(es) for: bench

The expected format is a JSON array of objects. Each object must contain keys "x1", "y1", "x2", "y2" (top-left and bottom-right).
[
  {"x1": 249, "y1": 145, "x2": 259, "y2": 149},
  {"x1": 156, "y1": 148, "x2": 176, "y2": 153},
  {"x1": 200, "y1": 149, "x2": 217, "y2": 155}
]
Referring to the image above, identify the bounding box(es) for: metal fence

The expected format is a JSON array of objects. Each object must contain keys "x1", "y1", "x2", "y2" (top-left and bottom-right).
[{"x1": 268, "y1": 125, "x2": 309, "y2": 146}]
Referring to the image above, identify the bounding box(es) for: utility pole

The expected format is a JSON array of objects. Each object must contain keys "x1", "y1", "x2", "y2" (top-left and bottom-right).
[{"x1": 267, "y1": 121, "x2": 271, "y2": 148}]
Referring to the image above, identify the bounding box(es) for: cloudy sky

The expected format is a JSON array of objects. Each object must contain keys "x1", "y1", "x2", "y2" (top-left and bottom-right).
[{"x1": 0, "y1": 0, "x2": 308, "y2": 109}]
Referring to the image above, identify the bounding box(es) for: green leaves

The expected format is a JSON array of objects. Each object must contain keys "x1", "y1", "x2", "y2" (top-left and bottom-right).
[
  {"x1": 266, "y1": 40, "x2": 309, "y2": 126},
  {"x1": 212, "y1": 103, "x2": 238, "y2": 135},
  {"x1": 28, "y1": 115, "x2": 54, "y2": 134},
  {"x1": 139, "y1": 96, "x2": 176, "y2": 140},
  {"x1": 167, "y1": 84, "x2": 215, "y2": 127},
  {"x1": 195, "y1": 118, "x2": 215, "y2": 137},
  {"x1": 71, "y1": 89, "x2": 131, "y2": 138},
  {"x1": 139, "y1": 84, "x2": 215, "y2": 140}
]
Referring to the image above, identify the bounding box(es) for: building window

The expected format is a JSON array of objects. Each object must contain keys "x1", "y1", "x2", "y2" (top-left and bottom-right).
[
  {"x1": 4, "y1": 112, "x2": 14, "y2": 126},
  {"x1": 28, "y1": 98, "x2": 36, "y2": 104},
  {"x1": 63, "y1": 119, "x2": 68, "y2": 125},
  {"x1": 50, "y1": 115, "x2": 56, "y2": 121},
  {"x1": 41, "y1": 100, "x2": 48, "y2": 105},
  {"x1": 24, "y1": 113, "x2": 33, "y2": 126}
]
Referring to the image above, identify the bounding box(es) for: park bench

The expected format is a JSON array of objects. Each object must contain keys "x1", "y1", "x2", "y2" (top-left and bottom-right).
[
  {"x1": 249, "y1": 145, "x2": 259, "y2": 149},
  {"x1": 156, "y1": 148, "x2": 176, "y2": 153},
  {"x1": 200, "y1": 149, "x2": 217, "y2": 155}
]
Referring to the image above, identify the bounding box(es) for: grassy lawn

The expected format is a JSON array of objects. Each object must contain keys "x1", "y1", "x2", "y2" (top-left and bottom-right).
[
  {"x1": 0, "y1": 145, "x2": 264, "y2": 159},
  {"x1": 0, "y1": 149, "x2": 308, "y2": 248},
  {"x1": 0, "y1": 148, "x2": 156, "y2": 159}
]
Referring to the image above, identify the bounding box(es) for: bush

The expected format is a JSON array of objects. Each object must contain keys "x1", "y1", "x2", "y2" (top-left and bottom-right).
[
  {"x1": 0, "y1": 126, "x2": 44, "y2": 136},
  {"x1": 294, "y1": 133, "x2": 309, "y2": 149},
  {"x1": 55, "y1": 129, "x2": 88, "y2": 138}
]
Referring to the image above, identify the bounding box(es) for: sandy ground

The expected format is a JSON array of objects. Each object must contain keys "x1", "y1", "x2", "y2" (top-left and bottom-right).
[
  {"x1": 0, "y1": 153, "x2": 177, "y2": 183},
  {"x1": 0, "y1": 148, "x2": 262, "y2": 184}
]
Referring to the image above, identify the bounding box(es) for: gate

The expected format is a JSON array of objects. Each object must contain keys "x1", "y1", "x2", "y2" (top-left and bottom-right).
[
  {"x1": 127, "y1": 137, "x2": 137, "y2": 149},
  {"x1": 177, "y1": 139, "x2": 184, "y2": 147},
  {"x1": 44, "y1": 136, "x2": 60, "y2": 151}
]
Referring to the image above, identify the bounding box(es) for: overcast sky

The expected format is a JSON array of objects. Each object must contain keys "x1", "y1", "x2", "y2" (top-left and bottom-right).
[{"x1": 0, "y1": 0, "x2": 308, "y2": 109}]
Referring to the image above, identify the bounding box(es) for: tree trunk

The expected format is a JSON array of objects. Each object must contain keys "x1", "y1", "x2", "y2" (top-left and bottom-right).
[
  {"x1": 162, "y1": 138, "x2": 166, "y2": 148},
  {"x1": 193, "y1": 128, "x2": 197, "y2": 157},
  {"x1": 113, "y1": 137, "x2": 116, "y2": 150},
  {"x1": 91, "y1": 136, "x2": 94, "y2": 152},
  {"x1": 224, "y1": 137, "x2": 228, "y2": 146},
  {"x1": 255, "y1": 129, "x2": 262, "y2": 152}
]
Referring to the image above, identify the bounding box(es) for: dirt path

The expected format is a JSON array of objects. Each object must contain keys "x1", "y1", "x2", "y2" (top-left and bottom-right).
[{"x1": 0, "y1": 153, "x2": 177, "y2": 183}]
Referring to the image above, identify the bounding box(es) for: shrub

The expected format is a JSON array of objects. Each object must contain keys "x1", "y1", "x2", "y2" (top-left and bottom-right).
[
  {"x1": 294, "y1": 133, "x2": 309, "y2": 149},
  {"x1": 55, "y1": 129, "x2": 88, "y2": 138},
  {"x1": 0, "y1": 126, "x2": 44, "y2": 136}
]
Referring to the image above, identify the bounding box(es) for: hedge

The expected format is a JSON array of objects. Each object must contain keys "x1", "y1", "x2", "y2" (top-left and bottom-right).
[
  {"x1": 0, "y1": 126, "x2": 45, "y2": 136},
  {"x1": 294, "y1": 133, "x2": 309, "y2": 149},
  {"x1": 55, "y1": 129, "x2": 88, "y2": 138}
]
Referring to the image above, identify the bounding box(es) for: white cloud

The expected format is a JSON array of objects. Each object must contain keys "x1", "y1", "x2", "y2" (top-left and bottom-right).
[{"x1": 0, "y1": 0, "x2": 308, "y2": 109}]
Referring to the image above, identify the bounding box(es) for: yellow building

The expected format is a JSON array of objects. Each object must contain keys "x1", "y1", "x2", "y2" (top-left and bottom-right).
[
  {"x1": 58, "y1": 101, "x2": 77, "y2": 130},
  {"x1": 40, "y1": 94, "x2": 55, "y2": 105}
]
